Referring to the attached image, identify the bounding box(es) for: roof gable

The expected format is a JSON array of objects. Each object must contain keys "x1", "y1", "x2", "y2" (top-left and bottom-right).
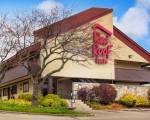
[
  {"x1": 34, "y1": 7, "x2": 150, "y2": 63},
  {"x1": 113, "y1": 26, "x2": 150, "y2": 63}
]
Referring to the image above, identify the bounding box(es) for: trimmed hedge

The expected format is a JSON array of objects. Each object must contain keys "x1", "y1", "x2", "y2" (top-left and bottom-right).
[{"x1": 40, "y1": 94, "x2": 68, "y2": 108}]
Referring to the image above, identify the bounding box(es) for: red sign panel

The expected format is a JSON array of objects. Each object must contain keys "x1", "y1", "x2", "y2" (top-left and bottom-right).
[{"x1": 92, "y1": 23, "x2": 112, "y2": 64}]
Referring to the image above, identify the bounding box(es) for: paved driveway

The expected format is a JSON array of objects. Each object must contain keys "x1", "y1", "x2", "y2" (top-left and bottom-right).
[
  {"x1": 80, "y1": 110, "x2": 150, "y2": 120},
  {"x1": 0, "y1": 111, "x2": 150, "y2": 120},
  {"x1": 0, "y1": 112, "x2": 75, "y2": 120}
]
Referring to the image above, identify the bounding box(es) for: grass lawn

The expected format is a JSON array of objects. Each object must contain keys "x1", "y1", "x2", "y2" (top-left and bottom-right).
[{"x1": 0, "y1": 105, "x2": 89, "y2": 116}]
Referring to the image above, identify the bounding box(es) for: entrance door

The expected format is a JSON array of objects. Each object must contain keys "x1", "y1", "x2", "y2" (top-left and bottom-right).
[
  {"x1": 41, "y1": 77, "x2": 57, "y2": 96},
  {"x1": 57, "y1": 79, "x2": 72, "y2": 99},
  {"x1": 47, "y1": 77, "x2": 57, "y2": 94}
]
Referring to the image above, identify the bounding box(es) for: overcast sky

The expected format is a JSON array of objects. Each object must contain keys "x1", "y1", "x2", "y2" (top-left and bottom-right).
[{"x1": 0, "y1": 0, "x2": 150, "y2": 52}]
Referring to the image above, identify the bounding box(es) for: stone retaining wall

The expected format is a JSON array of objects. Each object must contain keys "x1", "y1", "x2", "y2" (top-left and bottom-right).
[{"x1": 73, "y1": 82, "x2": 150, "y2": 99}]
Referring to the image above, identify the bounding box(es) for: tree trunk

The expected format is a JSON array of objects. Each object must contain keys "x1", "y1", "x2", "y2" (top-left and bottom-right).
[{"x1": 32, "y1": 76, "x2": 39, "y2": 106}]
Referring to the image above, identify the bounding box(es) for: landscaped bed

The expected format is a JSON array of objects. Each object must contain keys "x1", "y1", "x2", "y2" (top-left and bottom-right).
[
  {"x1": 0, "y1": 94, "x2": 89, "y2": 116},
  {"x1": 0, "y1": 104, "x2": 88, "y2": 116},
  {"x1": 86, "y1": 102, "x2": 126, "y2": 110},
  {"x1": 77, "y1": 84, "x2": 150, "y2": 110}
]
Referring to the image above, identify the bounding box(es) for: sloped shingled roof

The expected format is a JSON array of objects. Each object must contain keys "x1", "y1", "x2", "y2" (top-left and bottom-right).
[
  {"x1": 34, "y1": 8, "x2": 113, "y2": 38},
  {"x1": 3, "y1": 42, "x2": 41, "y2": 65},
  {"x1": 34, "y1": 7, "x2": 150, "y2": 63},
  {"x1": 0, "y1": 42, "x2": 41, "y2": 85}
]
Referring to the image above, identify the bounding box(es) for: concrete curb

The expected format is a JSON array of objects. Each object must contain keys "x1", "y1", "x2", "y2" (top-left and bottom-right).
[
  {"x1": 93, "y1": 109, "x2": 150, "y2": 112},
  {"x1": 121, "y1": 109, "x2": 150, "y2": 111},
  {"x1": 0, "y1": 110, "x2": 67, "y2": 116},
  {"x1": 0, "y1": 110, "x2": 91, "y2": 117}
]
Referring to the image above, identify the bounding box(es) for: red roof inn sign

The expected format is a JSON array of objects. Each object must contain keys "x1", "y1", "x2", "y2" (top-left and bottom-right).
[{"x1": 92, "y1": 23, "x2": 113, "y2": 64}]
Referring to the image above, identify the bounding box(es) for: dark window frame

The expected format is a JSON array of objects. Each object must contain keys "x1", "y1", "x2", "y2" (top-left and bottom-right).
[
  {"x1": 11, "y1": 85, "x2": 17, "y2": 94},
  {"x1": 23, "y1": 81, "x2": 29, "y2": 93}
]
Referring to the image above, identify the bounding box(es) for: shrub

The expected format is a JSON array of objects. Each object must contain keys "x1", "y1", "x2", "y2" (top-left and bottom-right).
[
  {"x1": 18, "y1": 93, "x2": 32, "y2": 101},
  {"x1": 0, "y1": 99, "x2": 31, "y2": 106},
  {"x1": 44, "y1": 94, "x2": 60, "y2": 100},
  {"x1": 87, "y1": 89, "x2": 95, "y2": 101},
  {"x1": 40, "y1": 94, "x2": 68, "y2": 108},
  {"x1": 135, "y1": 96, "x2": 149, "y2": 107},
  {"x1": 118, "y1": 93, "x2": 149, "y2": 107},
  {"x1": 51, "y1": 99, "x2": 68, "y2": 108},
  {"x1": 118, "y1": 93, "x2": 136, "y2": 107},
  {"x1": 41, "y1": 98, "x2": 54, "y2": 107},
  {"x1": 51, "y1": 101, "x2": 62, "y2": 107},
  {"x1": 77, "y1": 87, "x2": 89, "y2": 101},
  {"x1": 60, "y1": 99, "x2": 68, "y2": 107},
  {"x1": 38, "y1": 93, "x2": 44, "y2": 104},
  {"x1": 89, "y1": 84, "x2": 117, "y2": 105}
]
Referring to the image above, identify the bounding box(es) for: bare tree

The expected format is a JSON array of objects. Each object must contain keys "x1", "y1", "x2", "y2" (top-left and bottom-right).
[
  {"x1": 32, "y1": 24, "x2": 92, "y2": 105},
  {"x1": 0, "y1": 8, "x2": 92, "y2": 105},
  {"x1": 0, "y1": 14, "x2": 17, "y2": 81}
]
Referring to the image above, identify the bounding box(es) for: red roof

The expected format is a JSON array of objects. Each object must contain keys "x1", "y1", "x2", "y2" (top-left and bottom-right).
[
  {"x1": 1, "y1": 7, "x2": 150, "y2": 85},
  {"x1": 34, "y1": 7, "x2": 150, "y2": 63},
  {"x1": 34, "y1": 7, "x2": 113, "y2": 38}
]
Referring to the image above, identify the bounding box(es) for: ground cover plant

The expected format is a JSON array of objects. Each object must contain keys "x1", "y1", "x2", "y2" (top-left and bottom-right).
[
  {"x1": 0, "y1": 94, "x2": 88, "y2": 116},
  {"x1": 0, "y1": 103, "x2": 85, "y2": 116}
]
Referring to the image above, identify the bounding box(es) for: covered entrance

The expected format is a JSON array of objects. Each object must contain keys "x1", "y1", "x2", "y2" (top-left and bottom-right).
[{"x1": 41, "y1": 77, "x2": 73, "y2": 99}]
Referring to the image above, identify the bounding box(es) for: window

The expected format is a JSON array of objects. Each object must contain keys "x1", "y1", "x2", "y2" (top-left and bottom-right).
[
  {"x1": 23, "y1": 82, "x2": 29, "y2": 92},
  {"x1": 11, "y1": 85, "x2": 17, "y2": 94},
  {"x1": 3, "y1": 88, "x2": 8, "y2": 96}
]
